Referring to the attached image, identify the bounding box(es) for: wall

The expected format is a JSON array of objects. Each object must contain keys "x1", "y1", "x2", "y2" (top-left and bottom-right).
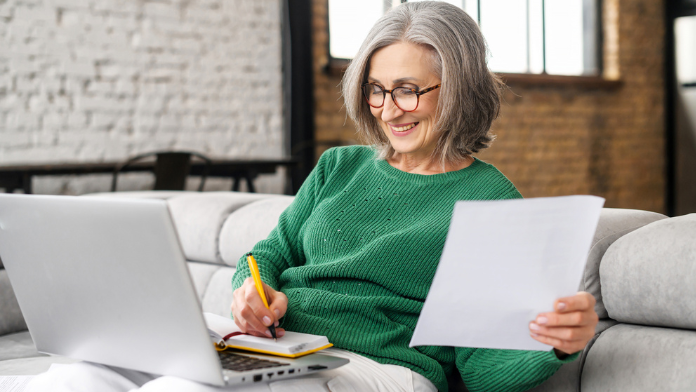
[
  {"x1": 312, "y1": 0, "x2": 666, "y2": 213},
  {"x1": 0, "y1": 0, "x2": 286, "y2": 194}
]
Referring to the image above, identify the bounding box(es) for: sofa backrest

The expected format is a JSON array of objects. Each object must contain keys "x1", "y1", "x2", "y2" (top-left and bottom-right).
[
  {"x1": 219, "y1": 197, "x2": 296, "y2": 266},
  {"x1": 166, "y1": 192, "x2": 271, "y2": 264},
  {"x1": 600, "y1": 213, "x2": 696, "y2": 329},
  {"x1": 579, "y1": 213, "x2": 696, "y2": 391},
  {"x1": 85, "y1": 191, "x2": 286, "y2": 265},
  {"x1": 580, "y1": 208, "x2": 667, "y2": 319}
]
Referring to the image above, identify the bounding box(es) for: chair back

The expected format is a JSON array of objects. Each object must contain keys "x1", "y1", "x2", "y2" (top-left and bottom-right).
[
  {"x1": 111, "y1": 151, "x2": 211, "y2": 192},
  {"x1": 153, "y1": 152, "x2": 192, "y2": 190}
]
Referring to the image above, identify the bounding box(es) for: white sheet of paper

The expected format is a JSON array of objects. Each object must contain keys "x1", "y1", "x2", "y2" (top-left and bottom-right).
[
  {"x1": 409, "y1": 195, "x2": 605, "y2": 351},
  {"x1": 0, "y1": 376, "x2": 35, "y2": 392}
]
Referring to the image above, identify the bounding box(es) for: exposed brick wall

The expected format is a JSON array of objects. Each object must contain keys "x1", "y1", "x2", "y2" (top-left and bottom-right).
[
  {"x1": 311, "y1": 0, "x2": 357, "y2": 153},
  {"x1": 312, "y1": 0, "x2": 665, "y2": 213},
  {"x1": 0, "y1": 0, "x2": 285, "y2": 194}
]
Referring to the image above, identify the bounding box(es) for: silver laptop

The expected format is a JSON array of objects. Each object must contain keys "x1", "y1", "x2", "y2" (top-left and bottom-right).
[{"x1": 0, "y1": 194, "x2": 348, "y2": 386}]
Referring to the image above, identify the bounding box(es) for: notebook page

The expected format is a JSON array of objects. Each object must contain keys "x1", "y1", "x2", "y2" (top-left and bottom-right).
[
  {"x1": 227, "y1": 332, "x2": 329, "y2": 355},
  {"x1": 204, "y1": 312, "x2": 241, "y2": 338},
  {"x1": 203, "y1": 312, "x2": 329, "y2": 355}
]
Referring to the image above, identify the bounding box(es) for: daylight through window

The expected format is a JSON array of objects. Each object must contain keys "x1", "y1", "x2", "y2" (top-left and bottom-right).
[{"x1": 328, "y1": 0, "x2": 600, "y2": 76}]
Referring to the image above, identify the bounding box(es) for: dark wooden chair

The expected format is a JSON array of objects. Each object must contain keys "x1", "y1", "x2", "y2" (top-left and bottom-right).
[{"x1": 111, "y1": 151, "x2": 212, "y2": 192}]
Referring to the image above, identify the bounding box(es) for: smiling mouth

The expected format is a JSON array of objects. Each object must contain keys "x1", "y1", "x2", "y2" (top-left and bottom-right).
[{"x1": 392, "y1": 122, "x2": 419, "y2": 132}]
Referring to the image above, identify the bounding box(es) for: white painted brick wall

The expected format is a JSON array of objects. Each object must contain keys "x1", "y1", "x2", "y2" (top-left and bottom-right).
[{"x1": 0, "y1": 0, "x2": 286, "y2": 194}]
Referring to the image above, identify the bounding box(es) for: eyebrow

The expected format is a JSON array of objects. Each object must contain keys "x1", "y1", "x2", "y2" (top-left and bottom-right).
[{"x1": 367, "y1": 76, "x2": 421, "y2": 84}]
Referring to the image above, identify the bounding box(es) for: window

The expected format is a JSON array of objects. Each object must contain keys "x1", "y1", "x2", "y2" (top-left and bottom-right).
[
  {"x1": 328, "y1": 0, "x2": 601, "y2": 76},
  {"x1": 675, "y1": 15, "x2": 696, "y2": 86}
]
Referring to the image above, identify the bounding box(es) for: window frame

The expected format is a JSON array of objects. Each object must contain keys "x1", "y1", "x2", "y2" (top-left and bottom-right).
[{"x1": 324, "y1": 0, "x2": 621, "y2": 88}]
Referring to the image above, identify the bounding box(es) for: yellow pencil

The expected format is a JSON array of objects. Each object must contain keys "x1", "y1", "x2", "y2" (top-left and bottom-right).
[{"x1": 246, "y1": 253, "x2": 277, "y2": 341}]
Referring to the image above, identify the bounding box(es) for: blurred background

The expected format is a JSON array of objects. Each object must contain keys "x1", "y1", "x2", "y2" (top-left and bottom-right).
[{"x1": 0, "y1": 0, "x2": 695, "y2": 215}]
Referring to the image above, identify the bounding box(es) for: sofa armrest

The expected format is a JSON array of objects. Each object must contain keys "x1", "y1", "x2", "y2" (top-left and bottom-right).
[{"x1": 0, "y1": 269, "x2": 27, "y2": 337}]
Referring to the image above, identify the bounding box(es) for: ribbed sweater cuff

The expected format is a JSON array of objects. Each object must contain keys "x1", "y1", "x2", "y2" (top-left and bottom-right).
[{"x1": 234, "y1": 252, "x2": 281, "y2": 285}]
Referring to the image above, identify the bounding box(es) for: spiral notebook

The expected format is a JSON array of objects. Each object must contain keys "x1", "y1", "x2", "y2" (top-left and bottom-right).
[{"x1": 204, "y1": 313, "x2": 333, "y2": 358}]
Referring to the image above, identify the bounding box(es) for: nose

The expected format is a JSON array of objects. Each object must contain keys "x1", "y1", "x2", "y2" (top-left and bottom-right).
[{"x1": 380, "y1": 93, "x2": 404, "y2": 123}]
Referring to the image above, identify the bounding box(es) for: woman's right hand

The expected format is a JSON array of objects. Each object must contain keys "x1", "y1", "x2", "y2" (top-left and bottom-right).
[{"x1": 231, "y1": 277, "x2": 288, "y2": 338}]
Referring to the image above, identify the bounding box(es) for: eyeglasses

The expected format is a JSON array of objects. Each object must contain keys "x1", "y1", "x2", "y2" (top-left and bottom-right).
[{"x1": 361, "y1": 83, "x2": 441, "y2": 112}]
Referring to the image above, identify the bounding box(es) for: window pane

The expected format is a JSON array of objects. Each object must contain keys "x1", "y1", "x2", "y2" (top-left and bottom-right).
[
  {"x1": 675, "y1": 16, "x2": 696, "y2": 85},
  {"x1": 544, "y1": 0, "x2": 584, "y2": 75},
  {"x1": 528, "y1": 0, "x2": 544, "y2": 74},
  {"x1": 328, "y1": 0, "x2": 595, "y2": 76},
  {"x1": 329, "y1": 0, "x2": 383, "y2": 59},
  {"x1": 480, "y1": 0, "x2": 528, "y2": 73},
  {"x1": 408, "y1": 0, "x2": 477, "y2": 24},
  {"x1": 463, "y1": 0, "x2": 478, "y2": 22},
  {"x1": 410, "y1": 0, "x2": 464, "y2": 7}
]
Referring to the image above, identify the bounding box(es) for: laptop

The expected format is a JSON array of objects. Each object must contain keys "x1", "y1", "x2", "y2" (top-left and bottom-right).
[{"x1": 0, "y1": 194, "x2": 348, "y2": 386}]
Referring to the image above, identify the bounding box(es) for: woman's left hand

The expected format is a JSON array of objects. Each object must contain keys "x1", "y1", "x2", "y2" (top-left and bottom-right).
[{"x1": 529, "y1": 291, "x2": 599, "y2": 357}]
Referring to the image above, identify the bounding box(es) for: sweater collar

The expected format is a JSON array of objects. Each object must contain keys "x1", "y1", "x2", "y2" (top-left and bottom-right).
[{"x1": 374, "y1": 157, "x2": 485, "y2": 185}]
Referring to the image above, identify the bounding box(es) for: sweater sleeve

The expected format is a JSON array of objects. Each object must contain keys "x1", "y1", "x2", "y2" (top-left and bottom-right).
[
  {"x1": 231, "y1": 149, "x2": 335, "y2": 292},
  {"x1": 455, "y1": 347, "x2": 579, "y2": 392}
]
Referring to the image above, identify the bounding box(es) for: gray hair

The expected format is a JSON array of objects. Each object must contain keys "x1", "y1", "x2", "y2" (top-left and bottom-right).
[{"x1": 342, "y1": 1, "x2": 504, "y2": 165}]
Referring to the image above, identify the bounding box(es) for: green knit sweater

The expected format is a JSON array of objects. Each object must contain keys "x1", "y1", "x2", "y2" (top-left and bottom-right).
[{"x1": 231, "y1": 146, "x2": 578, "y2": 392}]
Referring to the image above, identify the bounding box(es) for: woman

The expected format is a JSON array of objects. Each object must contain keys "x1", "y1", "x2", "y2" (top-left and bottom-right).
[
  {"x1": 27, "y1": 2, "x2": 597, "y2": 392},
  {"x1": 231, "y1": 2, "x2": 598, "y2": 392}
]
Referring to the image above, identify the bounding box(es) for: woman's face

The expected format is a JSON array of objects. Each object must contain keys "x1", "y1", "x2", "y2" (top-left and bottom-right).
[{"x1": 367, "y1": 42, "x2": 442, "y2": 160}]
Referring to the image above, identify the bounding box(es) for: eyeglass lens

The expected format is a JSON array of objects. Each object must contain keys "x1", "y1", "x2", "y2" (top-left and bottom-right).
[{"x1": 363, "y1": 85, "x2": 418, "y2": 112}]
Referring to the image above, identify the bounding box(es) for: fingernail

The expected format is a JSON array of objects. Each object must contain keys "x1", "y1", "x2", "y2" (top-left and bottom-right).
[
  {"x1": 531, "y1": 333, "x2": 539, "y2": 337},
  {"x1": 274, "y1": 309, "x2": 280, "y2": 318},
  {"x1": 274, "y1": 321, "x2": 279, "y2": 327},
  {"x1": 263, "y1": 316, "x2": 271, "y2": 326},
  {"x1": 265, "y1": 330, "x2": 271, "y2": 337},
  {"x1": 537, "y1": 316, "x2": 548, "y2": 325},
  {"x1": 278, "y1": 330, "x2": 285, "y2": 337},
  {"x1": 529, "y1": 323, "x2": 540, "y2": 331},
  {"x1": 558, "y1": 303, "x2": 567, "y2": 311}
]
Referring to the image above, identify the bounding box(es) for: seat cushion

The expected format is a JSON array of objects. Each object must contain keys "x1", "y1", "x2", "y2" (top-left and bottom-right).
[
  {"x1": 187, "y1": 261, "x2": 224, "y2": 300},
  {"x1": 526, "y1": 319, "x2": 617, "y2": 392},
  {"x1": 0, "y1": 356, "x2": 79, "y2": 376},
  {"x1": 0, "y1": 270, "x2": 27, "y2": 337},
  {"x1": 0, "y1": 331, "x2": 42, "y2": 362},
  {"x1": 582, "y1": 323, "x2": 696, "y2": 391},
  {"x1": 201, "y1": 268, "x2": 236, "y2": 317}
]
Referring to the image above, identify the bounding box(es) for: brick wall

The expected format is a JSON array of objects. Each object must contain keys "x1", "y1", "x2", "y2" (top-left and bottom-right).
[
  {"x1": 312, "y1": 0, "x2": 666, "y2": 213},
  {"x1": 0, "y1": 0, "x2": 286, "y2": 194}
]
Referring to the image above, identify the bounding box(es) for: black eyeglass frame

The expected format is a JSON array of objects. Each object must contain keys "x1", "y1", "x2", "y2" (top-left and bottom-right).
[{"x1": 361, "y1": 83, "x2": 441, "y2": 112}]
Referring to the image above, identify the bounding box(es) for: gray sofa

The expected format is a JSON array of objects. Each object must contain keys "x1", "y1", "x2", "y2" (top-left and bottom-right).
[{"x1": 1, "y1": 191, "x2": 695, "y2": 391}]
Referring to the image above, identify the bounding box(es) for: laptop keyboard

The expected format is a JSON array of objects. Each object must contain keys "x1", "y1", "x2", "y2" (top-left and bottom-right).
[{"x1": 218, "y1": 351, "x2": 290, "y2": 372}]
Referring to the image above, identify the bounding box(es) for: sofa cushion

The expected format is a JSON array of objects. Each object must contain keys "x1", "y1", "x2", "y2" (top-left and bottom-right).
[
  {"x1": 526, "y1": 318, "x2": 618, "y2": 392},
  {"x1": 84, "y1": 191, "x2": 189, "y2": 200},
  {"x1": 167, "y1": 192, "x2": 272, "y2": 264},
  {"x1": 219, "y1": 196, "x2": 295, "y2": 266},
  {"x1": 0, "y1": 270, "x2": 27, "y2": 336},
  {"x1": 0, "y1": 331, "x2": 41, "y2": 362},
  {"x1": 600, "y1": 214, "x2": 696, "y2": 328},
  {"x1": 186, "y1": 262, "x2": 224, "y2": 300},
  {"x1": 581, "y1": 324, "x2": 696, "y2": 391},
  {"x1": 0, "y1": 356, "x2": 79, "y2": 376},
  {"x1": 580, "y1": 208, "x2": 666, "y2": 319},
  {"x1": 201, "y1": 268, "x2": 236, "y2": 317}
]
